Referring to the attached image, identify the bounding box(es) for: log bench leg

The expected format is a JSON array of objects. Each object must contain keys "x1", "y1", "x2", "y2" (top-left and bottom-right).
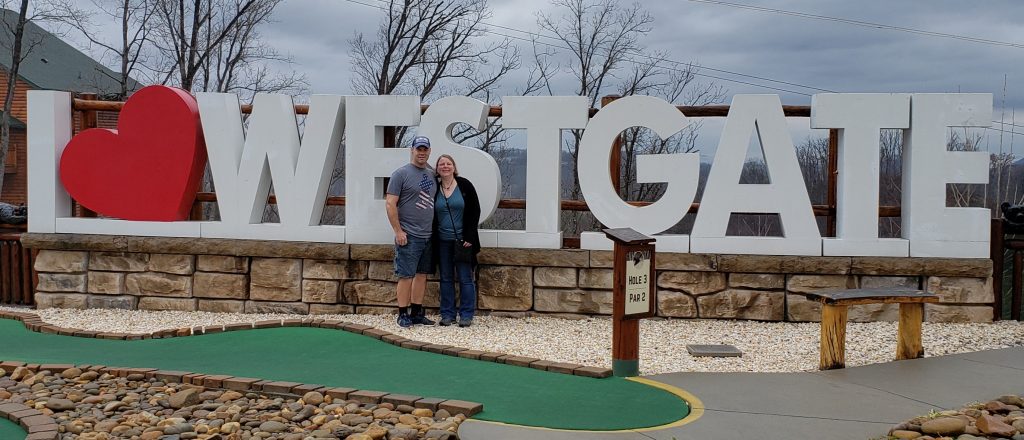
[
  {"x1": 897, "y1": 303, "x2": 924, "y2": 360},
  {"x1": 819, "y1": 304, "x2": 848, "y2": 370}
]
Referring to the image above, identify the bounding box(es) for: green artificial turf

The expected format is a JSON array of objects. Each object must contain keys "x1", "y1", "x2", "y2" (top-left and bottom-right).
[
  {"x1": 0, "y1": 417, "x2": 25, "y2": 439},
  {"x1": 0, "y1": 319, "x2": 687, "y2": 430}
]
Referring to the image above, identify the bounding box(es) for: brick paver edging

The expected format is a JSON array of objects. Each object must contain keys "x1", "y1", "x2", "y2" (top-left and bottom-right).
[
  {"x1": 0, "y1": 310, "x2": 613, "y2": 379},
  {"x1": 0, "y1": 401, "x2": 59, "y2": 440}
]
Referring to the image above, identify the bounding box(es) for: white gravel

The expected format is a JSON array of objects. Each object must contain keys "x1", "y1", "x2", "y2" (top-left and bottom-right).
[{"x1": 3, "y1": 306, "x2": 1023, "y2": 376}]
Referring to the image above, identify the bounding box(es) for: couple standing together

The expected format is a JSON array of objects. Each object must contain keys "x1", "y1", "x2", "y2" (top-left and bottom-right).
[{"x1": 385, "y1": 136, "x2": 480, "y2": 328}]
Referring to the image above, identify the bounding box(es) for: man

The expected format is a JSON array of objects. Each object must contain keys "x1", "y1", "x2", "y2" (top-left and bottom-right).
[{"x1": 385, "y1": 136, "x2": 437, "y2": 327}]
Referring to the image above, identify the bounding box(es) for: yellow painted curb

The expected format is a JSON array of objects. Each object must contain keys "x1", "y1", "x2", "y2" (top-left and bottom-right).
[
  {"x1": 467, "y1": 376, "x2": 702, "y2": 433},
  {"x1": 625, "y1": 377, "x2": 704, "y2": 431}
]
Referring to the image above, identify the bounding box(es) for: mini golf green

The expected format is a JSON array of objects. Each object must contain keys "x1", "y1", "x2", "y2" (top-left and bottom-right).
[
  {"x1": 0, "y1": 318, "x2": 687, "y2": 430},
  {"x1": 0, "y1": 417, "x2": 25, "y2": 439}
]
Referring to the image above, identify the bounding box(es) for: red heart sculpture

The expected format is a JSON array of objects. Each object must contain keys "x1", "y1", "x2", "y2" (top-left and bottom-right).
[{"x1": 60, "y1": 85, "x2": 207, "y2": 221}]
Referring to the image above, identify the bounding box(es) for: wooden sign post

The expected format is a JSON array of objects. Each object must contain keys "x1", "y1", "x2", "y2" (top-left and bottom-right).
[{"x1": 604, "y1": 228, "x2": 656, "y2": 377}]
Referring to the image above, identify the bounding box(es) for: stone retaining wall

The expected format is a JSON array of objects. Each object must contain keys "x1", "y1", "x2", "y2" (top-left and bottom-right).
[{"x1": 22, "y1": 233, "x2": 995, "y2": 322}]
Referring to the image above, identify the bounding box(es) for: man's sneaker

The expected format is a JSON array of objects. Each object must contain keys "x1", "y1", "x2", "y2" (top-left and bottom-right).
[
  {"x1": 458, "y1": 317, "x2": 473, "y2": 328},
  {"x1": 412, "y1": 314, "x2": 435, "y2": 326},
  {"x1": 397, "y1": 313, "x2": 413, "y2": 328},
  {"x1": 439, "y1": 317, "x2": 456, "y2": 326}
]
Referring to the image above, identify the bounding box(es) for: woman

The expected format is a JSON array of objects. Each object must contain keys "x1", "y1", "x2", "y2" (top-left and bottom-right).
[{"x1": 431, "y1": 154, "x2": 481, "y2": 327}]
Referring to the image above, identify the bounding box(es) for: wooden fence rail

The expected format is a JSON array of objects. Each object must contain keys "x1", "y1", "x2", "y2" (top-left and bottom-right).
[
  {"x1": 71, "y1": 98, "x2": 815, "y2": 118},
  {"x1": 0, "y1": 232, "x2": 35, "y2": 306}
]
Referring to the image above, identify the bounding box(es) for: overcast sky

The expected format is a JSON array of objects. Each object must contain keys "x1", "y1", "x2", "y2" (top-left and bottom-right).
[
  {"x1": 265, "y1": 1, "x2": 1023, "y2": 101},
  {"x1": 67, "y1": 0, "x2": 1024, "y2": 159},
  {"x1": 270, "y1": 0, "x2": 1024, "y2": 157}
]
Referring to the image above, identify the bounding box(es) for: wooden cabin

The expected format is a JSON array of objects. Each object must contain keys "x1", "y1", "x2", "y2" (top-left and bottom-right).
[{"x1": 0, "y1": 8, "x2": 135, "y2": 207}]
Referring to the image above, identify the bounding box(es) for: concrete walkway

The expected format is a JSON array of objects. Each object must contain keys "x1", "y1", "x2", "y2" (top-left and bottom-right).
[{"x1": 458, "y1": 347, "x2": 1024, "y2": 439}]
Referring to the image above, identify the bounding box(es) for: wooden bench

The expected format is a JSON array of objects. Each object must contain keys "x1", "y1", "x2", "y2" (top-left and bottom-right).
[{"x1": 803, "y1": 288, "x2": 939, "y2": 370}]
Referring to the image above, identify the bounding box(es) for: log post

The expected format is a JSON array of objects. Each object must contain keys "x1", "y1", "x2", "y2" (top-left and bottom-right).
[
  {"x1": 0, "y1": 241, "x2": 9, "y2": 304},
  {"x1": 826, "y1": 128, "x2": 838, "y2": 237},
  {"x1": 1014, "y1": 250, "x2": 1022, "y2": 321},
  {"x1": 190, "y1": 201, "x2": 204, "y2": 221},
  {"x1": 601, "y1": 95, "x2": 622, "y2": 197},
  {"x1": 819, "y1": 304, "x2": 848, "y2": 370},
  {"x1": 604, "y1": 228, "x2": 655, "y2": 377},
  {"x1": 896, "y1": 303, "x2": 924, "y2": 360},
  {"x1": 77, "y1": 93, "x2": 99, "y2": 218},
  {"x1": 991, "y1": 218, "x2": 1003, "y2": 320},
  {"x1": 611, "y1": 241, "x2": 640, "y2": 376}
]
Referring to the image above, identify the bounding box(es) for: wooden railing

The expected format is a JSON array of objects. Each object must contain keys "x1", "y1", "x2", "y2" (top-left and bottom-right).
[
  {"x1": 0, "y1": 230, "x2": 35, "y2": 306},
  {"x1": 991, "y1": 219, "x2": 1023, "y2": 321}
]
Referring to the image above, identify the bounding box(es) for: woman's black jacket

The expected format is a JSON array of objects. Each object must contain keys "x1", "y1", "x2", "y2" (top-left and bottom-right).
[{"x1": 431, "y1": 175, "x2": 482, "y2": 267}]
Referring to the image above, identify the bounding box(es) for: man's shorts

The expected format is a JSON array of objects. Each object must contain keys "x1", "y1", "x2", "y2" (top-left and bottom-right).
[{"x1": 394, "y1": 236, "x2": 433, "y2": 278}]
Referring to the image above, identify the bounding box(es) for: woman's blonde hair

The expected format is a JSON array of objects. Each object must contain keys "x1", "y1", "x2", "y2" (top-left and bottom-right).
[{"x1": 435, "y1": 154, "x2": 459, "y2": 176}]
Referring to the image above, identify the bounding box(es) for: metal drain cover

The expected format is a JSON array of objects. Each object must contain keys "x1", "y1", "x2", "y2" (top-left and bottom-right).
[{"x1": 686, "y1": 344, "x2": 743, "y2": 357}]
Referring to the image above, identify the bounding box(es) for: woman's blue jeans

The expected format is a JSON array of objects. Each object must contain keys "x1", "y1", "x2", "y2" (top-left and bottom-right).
[{"x1": 438, "y1": 239, "x2": 477, "y2": 321}]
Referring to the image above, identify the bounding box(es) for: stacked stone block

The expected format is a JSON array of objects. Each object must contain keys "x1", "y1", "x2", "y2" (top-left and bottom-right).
[
  {"x1": 194, "y1": 255, "x2": 249, "y2": 313},
  {"x1": 247, "y1": 258, "x2": 304, "y2": 314},
  {"x1": 34, "y1": 250, "x2": 89, "y2": 309},
  {"x1": 25, "y1": 233, "x2": 995, "y2": 323}
]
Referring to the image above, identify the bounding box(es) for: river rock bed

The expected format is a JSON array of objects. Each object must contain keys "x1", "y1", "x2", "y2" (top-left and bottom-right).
[
  {"x1": 885, "y1": 395, "x2": 1024, "y2": 440},
  {"x1": 0, "y1": 367, "x2": 463, "y2": 440}
]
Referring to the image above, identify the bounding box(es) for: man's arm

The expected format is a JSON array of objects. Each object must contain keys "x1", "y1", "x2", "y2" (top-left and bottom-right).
[{"x1": 385, "y1": 194, "x2": 407, "y2": 246}]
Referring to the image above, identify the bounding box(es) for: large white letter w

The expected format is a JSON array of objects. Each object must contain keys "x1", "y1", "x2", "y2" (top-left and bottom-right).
[{"x1": 196, "y1": 93, "x2": 346, "y2": 242}]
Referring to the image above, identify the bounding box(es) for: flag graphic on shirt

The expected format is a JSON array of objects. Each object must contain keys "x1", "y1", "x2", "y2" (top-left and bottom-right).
[{"x1": 415, "y1": 173, "x2": 435, "y2": 210}]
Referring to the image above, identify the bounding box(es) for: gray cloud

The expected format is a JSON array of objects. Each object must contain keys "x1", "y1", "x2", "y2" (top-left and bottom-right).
[
  {"x1": 64, "y1": 0, "x2": 1024, "y2": 150},
  {"x1": 65, "y1": 0, "x2": 1024, "y2": 106},
  {"x1": 636, "y1": 0, "x2": 1023, "y2": 110}
]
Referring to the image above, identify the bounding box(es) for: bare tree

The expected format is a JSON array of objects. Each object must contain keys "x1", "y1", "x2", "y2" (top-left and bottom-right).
[
  {"x1": 726, "y1": 159, "x2": 779, "y2": 236},
  {"x1": 947, "y1": 129, "x2": 986, "y2": 208},
  {"x1": 61, "y1": 0, "x2": 303, "y2": 100},
  {"x1": 145, "y1": 0, "x2": 305, "y2": 221},
  {"x1": 533, "y1": 0, "x2": 722, "y2": 234},
  {"x1": 795, "y1": 136, "x2": 829, "y2": 205},
  {"x1": 0, "y1": 0, "x2": 31, "y2": 199},
  {"x1": 150, "y1": 0, "x2": 293, "y2": 95},
  {"x1": 59, "y1": 0, "x2": 154, "y2": 99},
  {"x1": 618, "y1": 65, "x2": 723, "y2": 203},
  {"x1": 722, "y1": 136, "x2": 830, "y2": 237},
  {"x1": 990, "y1": 151, "x2": 1024, "y2": 211},
  {"x1": 201, "y1": 0, "x2": 305, "y2": 99},
  {"x1": 0, "y1": 0, "x2": 75, "y2": 197},
  {"x1": 349, "y1": 0, "x2": 519, "y2": 145},
  {"x1": 338, "y1": 0, "x2": 522, "y2": 226},
  {"x1": 876, "y1": 129, "x2": 902, "y2": 237},
  {"x1": 535, "y1": 0, "x2": 652, "y2": 207}
]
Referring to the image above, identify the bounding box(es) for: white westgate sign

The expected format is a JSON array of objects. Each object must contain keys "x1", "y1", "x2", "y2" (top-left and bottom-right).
[{"x1": 27, "y1": 91, "x2": 993, "y2": 258}]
